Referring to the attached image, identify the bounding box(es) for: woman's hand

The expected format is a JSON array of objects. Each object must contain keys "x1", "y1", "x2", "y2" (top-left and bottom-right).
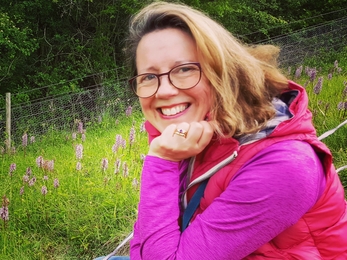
[{"x1": 148, "y1": 121, "x2": 214, "y2": 161}]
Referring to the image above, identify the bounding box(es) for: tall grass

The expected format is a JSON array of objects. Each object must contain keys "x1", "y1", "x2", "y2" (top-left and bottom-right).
[
  {"x1": 1, "y1": 49, "x2": 347, "y2": 259},
  {"x1": 1, "y1": 110, "x2": 148, "y2": 259},
  {"x1": 286, "y1": 47, "x2": 347, "y2": 185}
]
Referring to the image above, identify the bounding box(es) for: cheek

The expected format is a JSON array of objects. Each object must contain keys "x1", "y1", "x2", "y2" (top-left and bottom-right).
[
  {"x1": 139, "y1": 98, "x2": 153, "y2": 118},
  {"x1": 196, "y1": 79, "x2": 213, "y2": 105}
]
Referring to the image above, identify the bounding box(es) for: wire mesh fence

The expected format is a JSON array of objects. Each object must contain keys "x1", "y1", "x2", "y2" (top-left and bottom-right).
[
  {"x1": 0, "y1": 16, "x2": 346, "y2": 146},
  {"x1": 259, "y1": 16, "x2": 347, "y2": 67},
  {"x1": 0, "y1": 79, "x2": 139, "y2": 145}
]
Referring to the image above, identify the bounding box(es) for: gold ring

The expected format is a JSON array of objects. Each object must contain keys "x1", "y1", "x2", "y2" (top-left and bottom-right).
[{"x1": 174, "y1": 129, "x2": 188, "y2": 138}]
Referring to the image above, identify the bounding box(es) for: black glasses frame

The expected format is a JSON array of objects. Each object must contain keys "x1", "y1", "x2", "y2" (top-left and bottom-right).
[{"x1": 128, "y1": 62, "x2": 202, "y2": 98}]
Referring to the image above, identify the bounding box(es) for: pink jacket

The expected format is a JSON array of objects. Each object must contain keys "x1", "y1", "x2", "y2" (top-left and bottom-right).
[{"x1": 186, "y1": 81, "x2": 347, "y2": 258}]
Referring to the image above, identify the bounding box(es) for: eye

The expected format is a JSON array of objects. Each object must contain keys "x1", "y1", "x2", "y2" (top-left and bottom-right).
[
  {"x1": 138, "y1": 74, "x2": 156, "y2": 84},
  {"x1": 172, "y1": 64, "x2": 199, "y2": 76},
  {"x1": 144, "y1": 74, "x2": 156, "y2": 81}
]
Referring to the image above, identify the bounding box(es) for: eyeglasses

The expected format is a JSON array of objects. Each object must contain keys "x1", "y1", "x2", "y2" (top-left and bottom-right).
[{"x1": 129, "y1": 62, "x2": 202, "y2": 98}]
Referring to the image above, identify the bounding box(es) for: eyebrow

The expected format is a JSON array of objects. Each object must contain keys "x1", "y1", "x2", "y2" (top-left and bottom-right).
[{"x1": 138, "y1": 60, "x2": 197, "y2": 74}]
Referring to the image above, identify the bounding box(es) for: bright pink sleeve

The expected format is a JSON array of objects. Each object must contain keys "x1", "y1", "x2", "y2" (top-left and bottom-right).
[{"x1": 130, "y1": 140, "x2": 325, "y2": 259}]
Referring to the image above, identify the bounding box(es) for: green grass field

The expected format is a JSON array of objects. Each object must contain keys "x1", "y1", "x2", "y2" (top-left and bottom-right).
[{"x1": 1, "y1": 50, "x2": 347, "y2": 259}]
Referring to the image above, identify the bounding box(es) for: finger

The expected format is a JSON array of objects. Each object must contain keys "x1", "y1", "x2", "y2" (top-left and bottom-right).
[
  {"x1": 185, "y1": 121, "x2": 213, "y2": 154},
  {"x1": 185, "y1": 121, "x2": 204, "y2": 142},
  {"x1": 195, "y1": 121, "x2": 214, "y2": 147},
  {"x1": 173, "y1": 122, "x2": 190, "y2": 138}
]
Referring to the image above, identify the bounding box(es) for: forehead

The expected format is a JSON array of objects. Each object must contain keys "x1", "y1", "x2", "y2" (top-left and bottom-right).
[{"x1": 136, "y1": 28, "x2": 197, "y2": 73}]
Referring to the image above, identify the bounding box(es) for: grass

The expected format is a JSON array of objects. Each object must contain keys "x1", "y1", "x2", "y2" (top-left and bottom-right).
[
  {"x1": 1, "y1": 111, "x2": 148, "y2": 259},
  {"x1": 285, "y1": 48, "x2": 347, "y2": 186},
  {"x1": 1, "y1": 49, "x2": 347, "y2": 259}
]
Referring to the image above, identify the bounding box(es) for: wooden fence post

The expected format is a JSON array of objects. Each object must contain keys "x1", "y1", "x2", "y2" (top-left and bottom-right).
[{"x1": 6, "y1": 92, "x2": 11, "y2": 153}]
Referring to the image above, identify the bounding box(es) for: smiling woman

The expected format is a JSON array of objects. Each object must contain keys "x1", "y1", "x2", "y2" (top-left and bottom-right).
[{"x1": 95, "y1": 1, "x2": 347, "y2": 259}]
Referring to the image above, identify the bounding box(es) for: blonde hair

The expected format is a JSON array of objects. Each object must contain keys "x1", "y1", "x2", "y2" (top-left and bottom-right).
[{"x1": 126, "y1": 1, "x2": 289, "y2": 137}]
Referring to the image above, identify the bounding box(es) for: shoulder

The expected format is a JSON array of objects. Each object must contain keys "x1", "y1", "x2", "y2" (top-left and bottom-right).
[
  {"x1": 242, "y1": 139, "x2": 322, "y2": 172},
  {"x1": 231, "y1": 140, "x2": 325, "y2": 203}
]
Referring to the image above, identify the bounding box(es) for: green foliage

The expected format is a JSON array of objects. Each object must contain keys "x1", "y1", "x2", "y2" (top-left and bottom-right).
[
  {"x1": 0, "y1": 0, "x2": 346, "y2": 100},
  {"x1": 0, "y1": 12, "x2": 37, "y2": 90}
]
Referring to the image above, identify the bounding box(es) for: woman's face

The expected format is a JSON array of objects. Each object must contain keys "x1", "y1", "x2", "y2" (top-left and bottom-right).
[{"x1": 136, "y1": 28, "x2": 212, "y2": 133}]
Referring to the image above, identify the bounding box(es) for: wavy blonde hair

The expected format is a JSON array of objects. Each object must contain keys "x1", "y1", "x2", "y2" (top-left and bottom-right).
[{"x1": 125, "y1": 1, "x2": 289, "y2": 137}]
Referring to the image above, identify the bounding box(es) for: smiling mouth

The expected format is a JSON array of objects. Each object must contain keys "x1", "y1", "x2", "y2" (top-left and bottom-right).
[{"x1": 160, "y1": 104, "x2": 189, "y2": 116}]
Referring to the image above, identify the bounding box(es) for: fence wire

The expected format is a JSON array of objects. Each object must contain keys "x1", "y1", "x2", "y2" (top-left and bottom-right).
[
  {"x1": 0, "y1": 80, "x2": 138, "y2": 144},
  {"x1": 260, "y1": 16, "x2": 347, "y2": 66}
]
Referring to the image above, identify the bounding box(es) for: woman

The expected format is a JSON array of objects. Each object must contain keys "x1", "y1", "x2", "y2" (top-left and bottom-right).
[{"x1": 99, "y1": 1, "x2": 347, "y2": 259}]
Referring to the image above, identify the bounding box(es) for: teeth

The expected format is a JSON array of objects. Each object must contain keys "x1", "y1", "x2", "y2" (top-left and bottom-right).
[{"x1": 161, "y1": 104, "x2": 188, "y2": 116}]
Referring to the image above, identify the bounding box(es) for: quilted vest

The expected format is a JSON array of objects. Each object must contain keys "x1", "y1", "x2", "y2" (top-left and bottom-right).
[{"x1": 186, "y1": 81, "x2": 347, "y2": 259}]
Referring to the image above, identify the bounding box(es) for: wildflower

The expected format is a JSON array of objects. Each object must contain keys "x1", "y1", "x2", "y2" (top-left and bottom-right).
[
  {"x1": 28, "y1": 177, "x2": 36, "y2": 187},
  {"x1": 327, "y1": 73, "x2": 332, "y2": 80},
  {"x1": 132, "y1": 178, "x2": 139, "y2": 189},
  {"x1": 313, "y1": 77, "x2": 323, "y2": 94},
  {"x1": 337, "y1": 67, "x2": 342, "y2": 73},
  {"x1": 41, "y1": 186, "x2": 48, "y2": 196},
  {"x1": 81, "y1": 133, "x2": 86, "y2": 142},
  {"x1": 112, "y1": 143, "x2": 118, "y2": 153},
  {"x1": 334, "y1": 60, "x2": 338, "y2": 69},
  {"x1": 26, "y1": 167, "x2": 32, "y2": 176},
  {"x1": 23, "y1": 175, "x2": 29, "y2": 183},
  {"x1": 53, "y1": 178, "x2": 60, "y2": 189},
  {"x1": 338, "y1": 102, "x2": 344, "y2": 110},
  {"x1": 22, "y1": 133, "x2": 28, "y2": 147},
  {"x1": 43, "y1": 175, "x2": 49, "y2": 181},
  {"x1": 45, "y1": 160, "x2": 54, "y2": 172},
  {"x1": 114, "y1": 159, "x2": 121, "y2": 174},
  {"x1": 20, "y1": 186, "x2": 24, "y2": 195},
  {"x1": 287, "y1": 66, "x2": 291, "y2": 75},
  {"x1": 140, "y1": 154, "x2": 146, "y2": 160},
  {"x1": 76, "y1": 161, "x2": 82, "y2": 171},
  {"x1": 343, "y1": 85, "x2": 347, "y2": 98},
  {"x1": 98, "y1": 116, "x2": 102, "y2": 123},
  {"x1": 123, "y1": 162, "x2": 129, "y2": 177},
  {"x1": 140, "y1": 122, "x2": 146, "y2": 132},
  {"x1": 101, "y1": 158, "x2": 109, "y2": 171},
  {"x1": 295, "y1": 65, "x2": 303, "y2": 78},
  {"x1": 36, "y1": 156, "x2": 44, "y2": 168},
  {"x1": 0, "y1": 196, "x2": 9, "y2": 221},
  {"x1": 125, "y1": 106, "x2": 132, "y2": 117},
  {"x1": 0, "y1": 206, "x2": 9, "y2": 221},
  {"x1": 121, "y1": 139, "x2": 126, "y2": 149},
  {"x1": 78, "y1": 121, "x2": 83, "y2": 134},
  {"x1": 308, "y1": 68, "x2": 317, "y2": 82},
  {"x1": 30, "y1": 136, "x2": 35, "y2": 143},
  {"x1": 72, "y1": 132, "x2": 77, "y2": 140},
  {"x1": 9, "y1": 163, "x2": 16, "y2": 176},
  {"x1": 113, "y1": 134, "x2": 124, "y2": 153},
  {"x1": 129, "y1": 126, "x2": 135, "y2": 145},
  {"x1": 75, "y1": 144, "x2": 83, "y2": 160}
]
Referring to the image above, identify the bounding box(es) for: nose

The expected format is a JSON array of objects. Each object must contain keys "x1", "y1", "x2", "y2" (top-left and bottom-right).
[{"x1": 155, "y1": 75, "x2": 179, "y2": 98}]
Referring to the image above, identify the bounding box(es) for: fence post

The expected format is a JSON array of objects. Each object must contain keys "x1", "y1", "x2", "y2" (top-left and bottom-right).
[{"x1": 6, "y1": 92, "x2": 11, "y2": 153}]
